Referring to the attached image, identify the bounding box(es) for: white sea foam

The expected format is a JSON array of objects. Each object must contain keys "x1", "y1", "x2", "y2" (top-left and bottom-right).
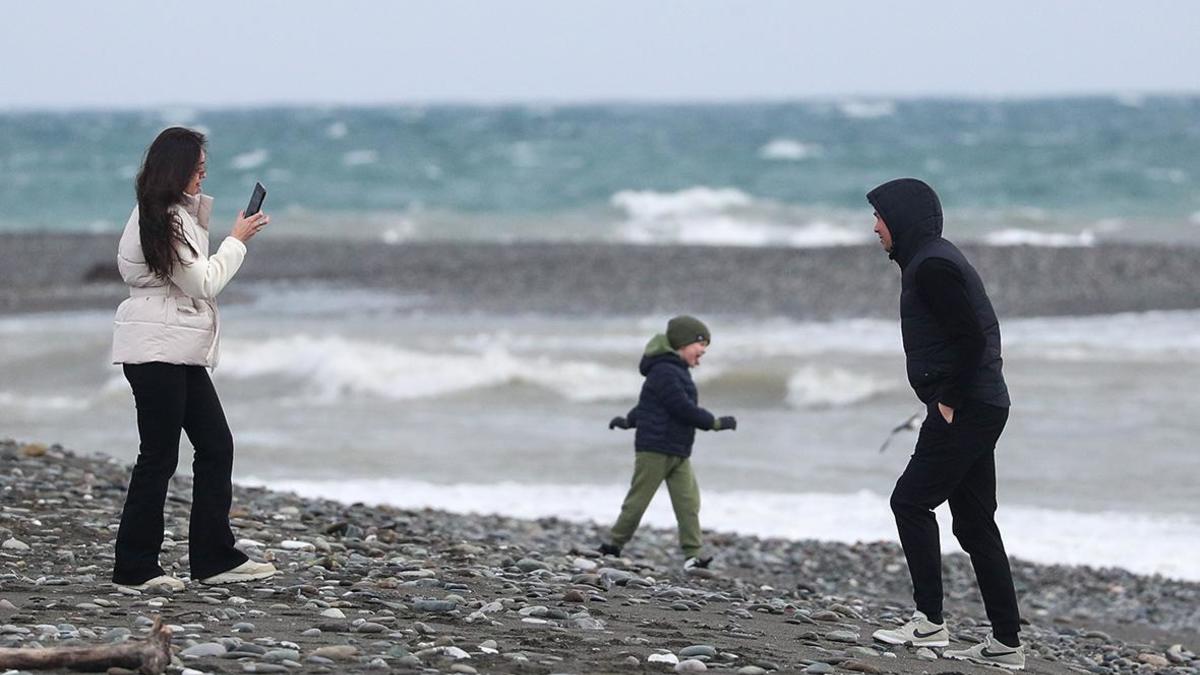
[
  {"x1": 243, "y1": 477, "x2": 1200, "y2": 581},
  {"x1": 326, "y1": 121, "x2": 349, "y2": 139},
  {"x1": 983, "y1": 228, "x2": 1096, "y2": 247},
  {"x1": 612, "y1": 187, "x2": 753, "y2": 220},
  {"x1": 758, "y1": 138, "x2": 823, "y2": 161},
  {"x1": 0, "y1": 391, "x2": 91, "y2": 412},
  {"x1": 838, "y1": 100, "x2": 896, "y2": 119},
  {"x1": 218, "y1": 335, "x2": 640, "y2": 403},
  {"x1": 786, "y1": 366, "x2": 893, "y2": 408},
  {"x1": 230, "y1": 149, "x2": 270, "y2": 171},
  {"x1": 611, "y1": 187, "x2": 866, "y2": 248},
  {"x1": 342, "y1": 150, "x2": 379, "y2": 167}
]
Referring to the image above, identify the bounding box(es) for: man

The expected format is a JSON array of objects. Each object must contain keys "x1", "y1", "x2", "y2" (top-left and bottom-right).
[{"x1": 867, "y1": 178, "x2": 1025, "y2": 670}]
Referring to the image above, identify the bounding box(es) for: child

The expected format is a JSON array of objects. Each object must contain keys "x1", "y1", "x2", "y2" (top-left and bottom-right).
[{"x1": 599, "y1": 315, "x2": 737, "y2": 571}]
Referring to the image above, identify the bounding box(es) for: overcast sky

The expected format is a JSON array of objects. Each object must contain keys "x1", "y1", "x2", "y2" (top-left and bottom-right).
[{"x1": 2, "y1": 1, "x2": 1197, "y2": 109}]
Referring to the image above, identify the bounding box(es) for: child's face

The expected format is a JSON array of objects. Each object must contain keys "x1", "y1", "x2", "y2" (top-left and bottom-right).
[{"x1": 678, "y1": 340, "x2": 708, "y2": 368}]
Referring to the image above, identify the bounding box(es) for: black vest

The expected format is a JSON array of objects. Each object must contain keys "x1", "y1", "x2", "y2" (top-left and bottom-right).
[{"x1": 900, "y1": 238, "x2": 1010, "y2": 407}]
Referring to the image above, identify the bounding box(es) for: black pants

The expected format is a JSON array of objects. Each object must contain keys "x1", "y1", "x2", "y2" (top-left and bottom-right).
[
  {"x1": 112, "y1": 362, "x2": 248, "y2": 584},
  {"x1": 889, "y1": 400, "x2": 1021, "y2": 641}
]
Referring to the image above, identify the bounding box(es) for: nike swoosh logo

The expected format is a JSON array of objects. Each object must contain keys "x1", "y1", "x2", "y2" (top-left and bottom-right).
[
  {"x1": 913, "y1": 628, "x2": 944, "y2": 638},
  {"x1": 981, "y1": 648, "x2": 1018, "y2": 658}
]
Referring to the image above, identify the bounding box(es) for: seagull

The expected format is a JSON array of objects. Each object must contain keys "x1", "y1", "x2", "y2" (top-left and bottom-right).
[{"x1": 878, "y1": 410, "x2": 925, "y2": 453}]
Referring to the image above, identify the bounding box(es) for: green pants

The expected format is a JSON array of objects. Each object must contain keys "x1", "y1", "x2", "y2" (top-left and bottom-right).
[{"x1": 610, "y1": 451, "x2": 702, "y2": 558}]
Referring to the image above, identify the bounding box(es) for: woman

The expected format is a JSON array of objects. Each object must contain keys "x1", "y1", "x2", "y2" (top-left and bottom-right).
[{"x1": 111, "y1": 127, "x2": 275, "y2": 589}]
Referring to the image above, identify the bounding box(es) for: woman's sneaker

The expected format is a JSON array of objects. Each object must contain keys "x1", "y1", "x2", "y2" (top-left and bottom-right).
[
  {"x1": 120, "y1": 575, "x2": 185, "y2": 592},
  {"x1": 199, "y1": 560, "x2": 277, "y2": 585},
  {"x1": 871, "y1": 610, "x2": 950, "y2": 647},
  {"x1": 945, "y1": 634, "x2": 1025, "y2": 670}
]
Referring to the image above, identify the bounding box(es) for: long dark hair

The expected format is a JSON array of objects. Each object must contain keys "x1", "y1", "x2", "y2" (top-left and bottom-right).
[{"x1": 135, "y1": 127, "x2": 204, "y2": 279}]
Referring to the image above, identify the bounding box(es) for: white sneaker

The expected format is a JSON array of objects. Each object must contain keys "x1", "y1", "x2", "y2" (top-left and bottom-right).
[
  {"x1": 945, "y1": 634, "x2": 1025, "y2": 670},
  {"x1": 871, "y1": 610, "x2": 950, "y2": 647},
  {"x1": 120, "y1": 574, "x2": 185, "y2": 592},
  {"x1": 198, "y1": 560, "x2": 277, "y2": 585}
]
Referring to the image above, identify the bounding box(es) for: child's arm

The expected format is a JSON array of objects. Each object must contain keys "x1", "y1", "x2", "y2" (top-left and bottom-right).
[
  {"x1": 649, "y1": 369, "x2": 717, "y2": 430},
  {"x1": 609, "y1": 406, "x2": 638, "y2": 430}
]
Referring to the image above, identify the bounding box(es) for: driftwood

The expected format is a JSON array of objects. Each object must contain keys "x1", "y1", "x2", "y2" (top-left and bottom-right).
[{"x1": 0, "y1": 615, "x2": 172, "y2": 674}]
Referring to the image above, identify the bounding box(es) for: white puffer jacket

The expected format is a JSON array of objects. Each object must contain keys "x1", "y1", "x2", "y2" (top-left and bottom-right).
[{"x1": 112, "y1": 193, "x2": 247, "y2": 368}]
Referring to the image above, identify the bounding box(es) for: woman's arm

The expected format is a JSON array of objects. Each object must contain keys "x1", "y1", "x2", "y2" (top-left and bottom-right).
[{"x1": 169, "y1": 234, "x2": 247, "y2": 300}]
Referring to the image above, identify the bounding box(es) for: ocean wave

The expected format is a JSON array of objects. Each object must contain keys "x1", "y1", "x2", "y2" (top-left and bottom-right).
[
  {"x1": 230, "y1": 149, "x2": 270, "y2": 171},
  {"x1": 243, "y1": 477, "x2": 1200, "y2": 581},
  {"x1": 983, "y1": 228, "x2": 1097, "y2": 247},
  {"x1": 0, "y1": 391, "x2": 91, "y2": 412},
  {"x1": 342, "y1": 149, "x2": 378, "y2": 167},
  {"x1": 758, "y1": 138, "x2": 823, "y2": 161},
  {"x1": 610, "y1": 187, "x2": 867, "y2": 248},
  {"x1": 326, "y1": 121, "x2": 348, "y2": 139},
  {"x1": 785, "y1": 366, "x2": 893, "y2": 408},
  {"x1": 218, "y1": 335, "x2": 641, "y2": 403},
  {"x1": 838, "y1": 100, "x2": 896, "y2": 119}
]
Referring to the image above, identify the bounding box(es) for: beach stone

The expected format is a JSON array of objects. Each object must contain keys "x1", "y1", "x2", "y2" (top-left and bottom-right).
[
  {"x1": 19, "y1": 443, "x2": 47, "y2": 457},
  {"x1": 2, "y1": 538, "x2": 30, "y2": 552},
  {"x1": 182, "y1": 669, "x2": 207, "y2": 675},
  {"x1": 847, "y1": 646, "x2": 881, "y2": 658},
  {"x1": 366, "y1": 658, "x2": 389, "y2": 669},
  {"x1": 231, "y1": 622, "x2": 255, "y2": 633},
  {"x1": 280, "y1": 540, "x2": 314, "y2": 550},
  {"x1": 916, "y1": 647, "x2": 939, "y2": 661},
  {"x1": 841, "y1": 659, "x2": 884, "y2": 674},
  {"x1": 355, "y1": 621, "x2": 386, "y2": 633},
  {"x1": 264, "y1": 648, "x2": 300, "y2": 662},
  {"x1": 738, "y1": 668, "x2": 768, "y2": 675},
  {"x1": 242, "y1": 664, "x2": 289, "y2": 673},
  {"x1": 623, "y1": 655, "x2": 641, "y2": 666},
  {"x1": 516, "y1": 558, "x2": 549, "y2": 572},
  {"x1": 0, "y1": 599, "x2": 17, "y2": 611},
  {"x1": 1138, "y1": 653, "x2": 1170, "y2": 667},
  {"x1": 300, "y1": 628, "x2": 321, "y2": 637},
  {"x1": 676, "y1": 659, "x2": 708, "y2": 672},
  {"x1": 804, "y1": 663, "x2": 835, "y2": 674},
  {"x1": 1167, "y1": 645, "x2": 1191, "y2": 664},
  {"x1": 451, "y1": 665, "x2": 478, "y2": 674},
  {"x1": 680, "y1": 645, "x2": 718, "y2": 658},
  {"x1": 826, "y1": 629, "x2": 860, "y2": 643},
  {"x1": 182, "y1": 642, "x2": 228, "y2": 658},
  {"x1": 563, "y1": 589, "x2": 586, "y2": 602},
  {"x1": 319, "y1": 608, "x2": 345, "y2": 619},
  {"x1": 649, "y1": 653, "x2": 680, "y2": 665},
  {"x1": 413, "y1": 599, "x2": 457, "y2": 612},
  {"x1": 313, "y1": 645, "x2": 358, "y2": 660}
]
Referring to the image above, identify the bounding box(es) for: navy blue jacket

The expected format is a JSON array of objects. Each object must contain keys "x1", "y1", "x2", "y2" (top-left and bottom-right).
[{"x1": 626, "y1": 334, "x2": 716, "y2": 458}]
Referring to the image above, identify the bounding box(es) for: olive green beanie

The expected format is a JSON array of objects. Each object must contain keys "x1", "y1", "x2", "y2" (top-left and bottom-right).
[{"x1": 666, "y1": 315, "x2": 711, "y2": 350}]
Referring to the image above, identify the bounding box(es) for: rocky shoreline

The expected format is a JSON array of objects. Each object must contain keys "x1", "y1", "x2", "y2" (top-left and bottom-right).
[{"x1": 1, "y1": 438, "x2": 1196, "y2": 675}]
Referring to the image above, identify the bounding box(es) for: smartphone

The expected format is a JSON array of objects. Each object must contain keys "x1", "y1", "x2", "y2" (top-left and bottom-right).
[{"x1": 245, "y1": 182, "x2": 267, "y2": 217}]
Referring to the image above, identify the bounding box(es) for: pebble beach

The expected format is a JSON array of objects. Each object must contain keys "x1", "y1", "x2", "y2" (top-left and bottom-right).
[{"x1": 1, "y1": 439, "x2": 1196, "y2": 675}]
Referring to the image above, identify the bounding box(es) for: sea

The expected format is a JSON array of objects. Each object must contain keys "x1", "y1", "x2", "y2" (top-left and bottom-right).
[{"x1": 1, "y1": 97, "x2": 1198, "y2": 581}]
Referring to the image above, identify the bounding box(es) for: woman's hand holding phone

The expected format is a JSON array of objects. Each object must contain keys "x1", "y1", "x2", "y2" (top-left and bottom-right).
[{"x1": 232, "y1": 210, "x2": 269, "y2": 243}]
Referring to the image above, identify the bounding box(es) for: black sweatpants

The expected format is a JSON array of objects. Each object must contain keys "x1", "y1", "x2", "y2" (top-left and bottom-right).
[
  {"x1": 112, "y1": 362, "x2": 248, "y2": 584},
  {"x1": 889, "y1": 400, "x2": 1021, "y2": 642}
]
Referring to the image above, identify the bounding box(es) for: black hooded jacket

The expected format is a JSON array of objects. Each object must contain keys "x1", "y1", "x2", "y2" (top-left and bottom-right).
[{"x1": 867, "y1": 178, "x2": 1010, "y2": 409}]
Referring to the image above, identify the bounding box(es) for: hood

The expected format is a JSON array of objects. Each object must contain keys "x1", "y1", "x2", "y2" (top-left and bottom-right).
[
  {"x1": 639, "y1": 333, "x2": 685, "y2": 376},
  {"x1": 866, "y1": 178, "x2": 942, "y2": 268}
]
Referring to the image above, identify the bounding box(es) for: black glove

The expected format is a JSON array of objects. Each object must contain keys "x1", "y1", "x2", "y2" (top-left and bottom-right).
[
  {"x1": 715, "y1": 416, "x2": 738, "y2": 431},
  {"x1": 609, "y1": 416, "x2": 632, "y2": 430}
]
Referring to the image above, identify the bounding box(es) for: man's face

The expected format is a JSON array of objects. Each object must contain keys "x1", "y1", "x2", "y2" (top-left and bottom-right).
[
  {"x1": 873, "y1": 212, "x2": 893, "y2": 252},
  {"x1": 678, "y1": 340, "x2": 708, "y2": 368}
]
